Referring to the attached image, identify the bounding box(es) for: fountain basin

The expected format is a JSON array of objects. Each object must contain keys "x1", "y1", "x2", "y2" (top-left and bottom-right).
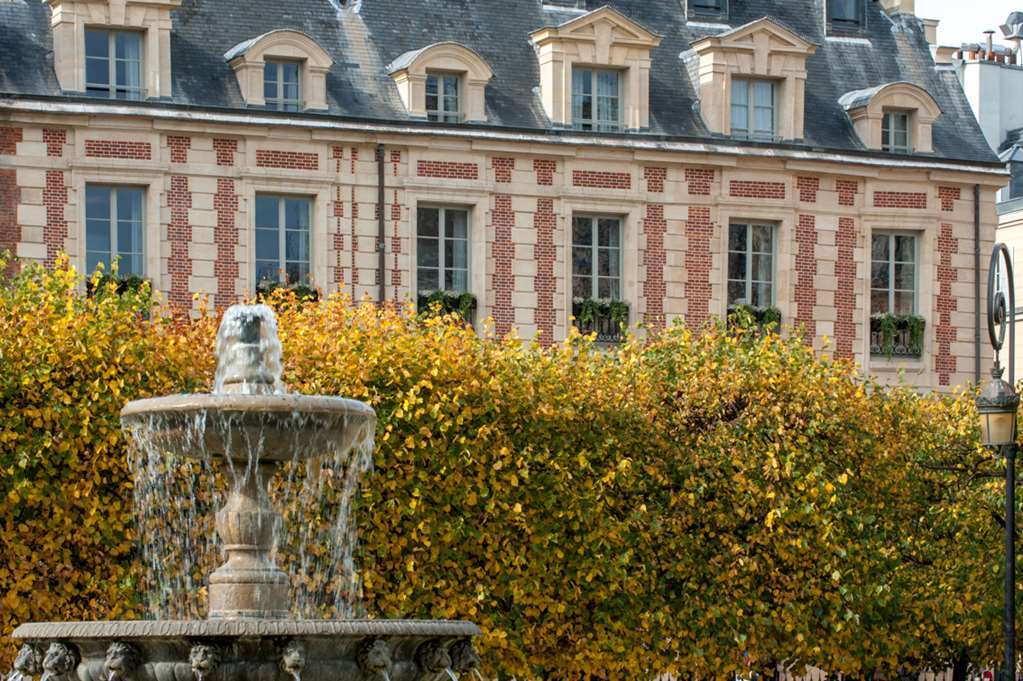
[
  {"x1": 12, "y1": 620, "x2": 482, "y2": 681},
  {"x1": 121, "y1": 395, "x2": 376, "y2": 462}
]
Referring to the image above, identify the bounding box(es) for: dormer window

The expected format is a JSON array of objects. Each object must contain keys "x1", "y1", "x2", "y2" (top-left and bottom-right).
[
  {"x1": 426, "y1": 73, "x2": 461, "y2": 123},
  {"x1": 226, "y1": 31, "x2": 333, "y2": 111},
  {"x1": 688, "y1": 0, "x2": 727, "y2": 21},
  {"x1": 731, "y1": 78, "x2": 775, "y2": 141},
  {"x1": 388, "y1": 43, "x2": 493, "y2": 123},
  {"x1": 264, "y1": 60, "x2": 301, "y2": 111},
  {"x1": 85, "y1": 29, "x2": 144, "y2": 100},
  {"x1": 529, "y1": 6, "x2": 661, "y2": 132},
  {"x1": 882, "y1": 110, "x2": 911, "y2": 152},
  {"x1": 572, "y1": 68, "x2": 622, "y2": 132},
  {"x1": 828, "y1": 0, "x2": 864, "y2": 34},
  {"x1": 840, "y1": 83, "x2": 940, "y2": 154}
]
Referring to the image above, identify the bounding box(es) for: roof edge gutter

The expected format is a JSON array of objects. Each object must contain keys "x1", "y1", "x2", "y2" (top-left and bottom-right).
[{"x1": 0, "y1": 96, "x2": 1008, "y2": 178}]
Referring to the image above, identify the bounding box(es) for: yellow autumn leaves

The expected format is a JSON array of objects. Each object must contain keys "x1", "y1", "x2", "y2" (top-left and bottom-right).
[{"x1": 0, "y1": 257, "x2": 1013, "y2": 679}]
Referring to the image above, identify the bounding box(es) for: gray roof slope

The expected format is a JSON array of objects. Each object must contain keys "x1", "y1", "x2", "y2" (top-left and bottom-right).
[{"x1": 0, "y1": 0, "x2": 999, "y2": 164}]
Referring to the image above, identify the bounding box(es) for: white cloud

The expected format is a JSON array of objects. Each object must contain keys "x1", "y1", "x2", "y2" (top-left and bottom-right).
[{"x1": 914, "y1": 0, "x2": 1020, "y2": 47}]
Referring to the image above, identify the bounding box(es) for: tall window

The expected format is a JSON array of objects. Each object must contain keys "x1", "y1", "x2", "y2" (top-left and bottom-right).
[
  {"x1": 572, "y1": 68, "x2": 622, "y2": 132},
  {"x1": 727, "y1": 222, "x2": 774, "y2": 307},
  {"x1": 426, "y1": 73, "x2": 461, "y2": 123},
  {"x1": 688, "y1": 0, "x2": 726, "y2": 18},
  {"x1": 255, "y1": 195, "x2": 311, "y2": 287},
  {"x1": 572, "y1": 215, "x2": 622, "y2": 300},
  {"x1": 264, "y1": 60, "x2": 301, "y2": 111},
  {"x1": 85, "y1": 185, "x2": 145, "y2": 276},
  {"x1": 85, "y1": 29, "x2": 143, "y2": 100},
  {"x1": 417, "y1": 206, "x2": 469, "y2": 293},
  {"x1": 882, "y1": 111, "x2": 911, "y2": 153},
  {"x1": 731, "y1": 78, "x2": 775, "y2": 141},
  {"x1": 871, "y1": 232, "x2": 917, "y2": 315},
  {"x1": 828, "y1": 0, "x2": 863, "y2": 31}
]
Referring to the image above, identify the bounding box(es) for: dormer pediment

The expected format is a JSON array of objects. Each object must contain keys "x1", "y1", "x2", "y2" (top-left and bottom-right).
[
  {"x1": 529, "y1": 6, "x2": 662, "y2": 50},
  {"x1": 692, "y1": 17, "x2": 818, "y2": 60}
]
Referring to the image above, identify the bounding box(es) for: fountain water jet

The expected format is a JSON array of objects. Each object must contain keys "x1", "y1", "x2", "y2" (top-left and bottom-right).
[{"x1": 9, "y1": 304, "x2": 479, "y2": 681}]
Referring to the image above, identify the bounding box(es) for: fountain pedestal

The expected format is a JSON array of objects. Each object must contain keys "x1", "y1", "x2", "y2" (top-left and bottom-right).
[{"x1": 209, "y1": 462, "x2": 289, "y2": 619}]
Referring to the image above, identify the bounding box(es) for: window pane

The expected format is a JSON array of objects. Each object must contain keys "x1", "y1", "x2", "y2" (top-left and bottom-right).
[
  {"x1": 754, "y1": 106, "x2": 773, "y2": 136},
  {"x1": 752, "y1": 253, "x2": 772, "y2": 282},
  {"x1": 286, "y1": 261, "x2": 309, "y2": 285},
  {"x1": 572, "y1": 246, "x2": 592, "y2": 277},
  {"x1": 86, "y1": 252, "x2": 106, "y2": 275},
  {"x1": 597, "y1": 277, "x2": 616, "y2": 299},
  {"x1": 117, "y1": 219, "x2": 140, "y2": 255},
  {"x1": 418, "y1": 207, "x2": 439, "y2": 237},
  {"x1": 871, "y1": 290, "x2": 889, "y2": 315},
  {"x1": 871, "y1": 262, "x2": 889, "y2": 290},
  {"x1": 285, "y1": 199, "x2": 309, "y2": 230},
  {"x1": 256, "y1": 229, "x2": 278, "y2": 260},
  {"x1": 426, "y1": 75, "x2": 438, "y2": 97},
  {"x1": 256, "y1": 196, "x2": 279, "y2": 229},
  {"x1": 444, "y1": 75, "x2": 458, "y2": 97},
  {"x1": 604, "y1": 248, "x2": 620, "y2": 277},
  {"x1": 417, "y1": 238, "x2": 438, "y2": 268},
  {"x1": 753, "y1": 81, "x2": 773, "y2": 107},
  {"x1": 86, "y1": 58, "x2": 109, "y2": 86},
  {"x1": 115, "y1": 32, "x2": 141, "y2": 61},
  {"x1": 752, "y1": 282, "x2": 773, "y2": 307},
  {"x1": 445, "y1": 239, "x2": 467, "y2": 270},
  {"x1": 282, "y1": 62, "x2": 299, "y2": 86},
  {"x1": 729, "y1": 223, "x2": 747, "y2": 252},
  {"x1": 86, "y1": 186, "x2": 112, "y2": 220},
  {"x1": 445, "y1": 209, "x2": 468, "y2": 239},
  {"x1": 598, "y1": 218, "x2": 620, "y2": 248},
  {"x1": 728, "y1": 280, "x2": 746, "y2": 305},
  {"x1": 871, "y1": 234, "x2": 889, "y2": 261},
  {"x1": 597, "y1": 249, "x2": 613, "y2": 277},
  {"x1": 117, "y1": 188, "x2": 143, "y2": 222},
  {"x1": 893, "y1": 290, "x2": 914, "y2": 315},
  {"x1": 732, "y1": 79, "x2": 748, "y2": 106},
  {"x1": 882, "y1": 118, "x2": 891, "y2": 149},
  {"x1": 894, "y1": 263, "x2": 915, "y2": 290},
  {"x1": 751, "y1": 224, "x2": 772, "y2": 253},
  {"x1": 573, "y1": 217, "x2": 592, "y2": 246},
  {"x1": 895, "y1": 235, "x2": 915, "y2": 263},
  {"x1": 85, "y1": 31, "x2": 109, "y2": 59},
  {"x1": 574, "y1": 68, "x2": 592, "y2": 97},
  {"x1": 830, "y1": 0, "x2": 859, "y2": 21},
  {"x1": 264, "y1": 63, "x2": 278, "y2": 100},
  {"x1": 87, "y1": 220, "x2": 111, "y2": 257},
  {"x1": 445, "y1": 269, "x2": 468, "y2": 293},
  {"x1": 573, "y1": 276, "x2": 591, "y2": 299},
  {"x1": 285, "y1": 231, "x2": 309, "y2": 262},
  {"x1": 728, "y1": 252, "x2": 747, "y2": 282},
  {"x1": 418, "y1": 268, "x2": 439, "y2": 291},
  {"x1": 256, "y1": 260, "x2": 279, "y2": 284}
]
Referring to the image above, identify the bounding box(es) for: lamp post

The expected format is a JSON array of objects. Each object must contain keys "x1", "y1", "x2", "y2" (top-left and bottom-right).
[{"x1": 978, "y1": 243, "x2": 1020, "y2": 681}]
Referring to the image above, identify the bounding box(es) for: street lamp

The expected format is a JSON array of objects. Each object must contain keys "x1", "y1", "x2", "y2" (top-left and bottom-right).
[{"x1": 978, "y1": 243, "x2": 1019, "y2": 681}]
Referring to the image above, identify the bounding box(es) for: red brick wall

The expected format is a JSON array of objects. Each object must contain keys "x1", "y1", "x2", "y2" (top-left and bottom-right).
[
  {"x1": 873, "y1": 191, "x2": 926, "y2": 209},
  {"x1": 533, "y1": 159, "x2": 556, "y2": 186},
  {"x1": 491, "y1": 194, "x2": 514, "y2": 336},
  {"x1": 834, "y1": 217, "x2": 857, "y2": 359},
  {"x1": 332, "y1": 185, "x2": 344, "y2": 286},
  {"x1": 43, "y1": 129, "x2": 65, "y2": 158},
  {"x1": 0, "y1": 127, "x2": 22, "y2": 155},
  {"x1": 0, "y1": 170, "x2": 19, "y2": 270},
  {"x1": 642, "y1": 203, "x2": 666, "y2": 329},
  {"x1": 795, "y1": 214, "x2": 818, "y2": 339},
  {"x1": 44, "y1": 170, "x2": 68, "y2": 268},
  {"x1": 935, "y1": 223, "x2": 959, "y2": 386},
  {"x1": 837, "y1": 179, "x2": 858, "y2": 207},
  {"x1": 644, "y1": 167, "x2": 666, "y2": 193},
  {"x1": 167, "y1": 176, "x2": 192, "y2": 309},
  {"x1": 729, "y1": 180, "x2": 786, "y2": 200},
  {"x1": 572, "y1": 170, "x2": 631, "y2": 190},
  {"x1": 417, "y1": 160, "x2": 479, "y2": 180},
  {"x1": 797, "y1": 176, "x2": 819, "y2": 203},
  {"x1": 493, "y1": 157, "x2": 514, "y2": 184},
  {"x1": 213, "y1": 139, "x2": 238, "y2": 166},
  {"x1": 684, "y1": 206, "x2": 712, "y2": 329},
  {"x1": 684, "y1": 168, "x2": 713, "y2": 196},
  {"x1": 939, "y1": 186, "x2": 961, "y2": 212},
  {"x1": 214, "y1": 178, "x2": 239, "y2": 308},
  {"x1": 390, "y1": 189, "x2": 401, "y2": 300},
  {"x1": 168, "y1": 136, "x2": 191, "y2": 164},
  {"x1": 255, "y1": 150, "x2": 318, "y2": 171},
  {"x1": 534, "y1": 198, "x2": 556, "y2": 346},
  {"x1": 84, "y1": 140, "x2": 152, "y2": 160}
]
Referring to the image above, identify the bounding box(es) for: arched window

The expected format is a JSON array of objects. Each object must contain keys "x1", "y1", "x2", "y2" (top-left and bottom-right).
[
  {"x1": 388, "y1": 42, "x2": 494, "y2": 123},
  {"x1": 225, "y1": 31, "x2": 334, "y2": 111},
  {"x1": 840, "y1": 82, "x2": 942, "y2": 154}
]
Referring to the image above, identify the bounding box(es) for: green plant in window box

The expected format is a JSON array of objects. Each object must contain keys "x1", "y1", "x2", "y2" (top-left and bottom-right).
[
  {"x1": 255, "y1": 280, "x2": 320, "y2": 303},
  {"x1": 727, "y1": 304, "x2": 782, "y2": 331},
  {"x1": 573, "y1": 298, "x2": 629, "y2": 326},
  {"x1": 86, "y1": 272, "x2": 152, "y2": 299},
  {"x1": 870, "y1": 313, "x2": 925, "y2": 358},
  {"x1": 417, "y1": 290, "x2": 477, "y2": 324}
]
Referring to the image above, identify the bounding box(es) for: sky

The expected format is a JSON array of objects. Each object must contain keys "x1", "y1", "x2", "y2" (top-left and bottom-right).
[{"x1": 915, "y1": 0, "x2": 1021, "y2": 47}]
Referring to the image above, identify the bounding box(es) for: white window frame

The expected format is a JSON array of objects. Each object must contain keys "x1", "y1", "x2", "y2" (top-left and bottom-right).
[
  {"x1": 882, "y1": 110, "x2": 912, "y2": 153},
  {"x1": 263, "y1": 59, "x2": 303, "y2": 111},
  {"x1": 727, "y1": 221, "x2": 775, "y2": 307},
  {"x1": 871, "y1": 231, "x2": 918, "y2": 315},
  {"x1": 85, "y1": 29, "x2": 144, "y2": 100},
  {"x1": 730, "y1": 77, "x2": 776, "y2": 141},
  {"x1": 254, "y1": 194, "x2": 312, "y2": 287},
  {"x1": 571, "y1": 67, "x2": 623, "y2": 133},
  {"x1": 85, "y1": 184, "x2": 146, "y2": 277},
  {"x1": 572, "y1": 214, "x2": 624, "y2": 300},
  {"x1": 416, "y1": 204, "x2": 470, "y2": 294},
  {"x1": 426, "y1": 72, "x2": 463, "y2": 123}
]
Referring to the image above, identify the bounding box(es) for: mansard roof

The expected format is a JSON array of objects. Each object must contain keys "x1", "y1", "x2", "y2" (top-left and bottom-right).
[{"x1": 0, "y1": 0, "x2": 999, "y2": 165}]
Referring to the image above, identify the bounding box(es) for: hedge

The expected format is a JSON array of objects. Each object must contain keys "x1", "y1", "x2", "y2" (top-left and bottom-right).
[{"x1": 0, "y1": 257, "x2": 1013, "y2": 679}]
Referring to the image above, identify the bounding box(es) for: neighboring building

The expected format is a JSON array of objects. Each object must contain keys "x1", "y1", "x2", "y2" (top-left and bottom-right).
[
  {"x1": 939, "y1": 11, "x2": 1023, "y2": 368},
  {"x1": 0, "y1": 0, "x2": 1007, "y2": 390}
]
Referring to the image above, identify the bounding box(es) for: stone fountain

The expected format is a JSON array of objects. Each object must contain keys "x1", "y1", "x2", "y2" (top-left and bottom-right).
[{"x1": 8, "y1": 305, "x2": 480, "y2": 681}]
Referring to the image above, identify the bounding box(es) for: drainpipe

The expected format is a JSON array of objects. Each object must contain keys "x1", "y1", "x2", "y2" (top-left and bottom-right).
[
  {"x1": 377, "y1": 143, "x2": 386, "y2": 306},
  {"x1": 976, "y1": 183, "x2": 982, "y2": 384}
]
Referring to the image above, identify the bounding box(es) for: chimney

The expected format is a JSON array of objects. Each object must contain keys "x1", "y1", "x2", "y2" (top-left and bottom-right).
[
  {"x1": 921, "y1": 17, "x2": 939, "y2": 47},
  {"x1": 985, "y1": 30, "x2": 996, "y2": 59}
]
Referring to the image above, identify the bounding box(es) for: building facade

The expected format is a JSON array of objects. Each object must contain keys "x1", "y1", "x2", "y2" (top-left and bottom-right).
[{"x1": 0, "y1": 0, "x2": 1008, "y2": 390}]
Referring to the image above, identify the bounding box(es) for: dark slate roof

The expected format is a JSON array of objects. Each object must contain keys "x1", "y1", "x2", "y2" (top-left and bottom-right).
[{"x1": 0, "y1": 0, "x2": 1000, "y2": 165}]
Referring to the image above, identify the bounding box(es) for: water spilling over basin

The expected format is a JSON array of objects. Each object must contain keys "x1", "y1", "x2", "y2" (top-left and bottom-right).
[{"x1": 8, "y1": 304, "x2": 480, "y2": 681}]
